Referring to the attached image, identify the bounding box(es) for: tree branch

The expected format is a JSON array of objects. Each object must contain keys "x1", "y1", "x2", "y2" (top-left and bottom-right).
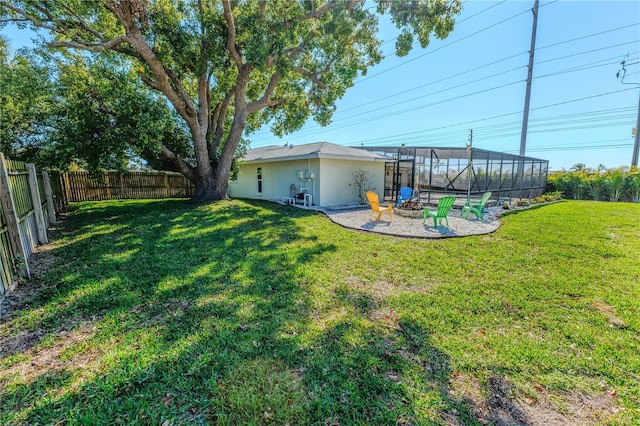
[
  {"x1": 105, "y1": 1, "x2": 191, "y2": 121},
  {"x1": 292, "y1": 66, "x2": 326, "y2": 89},
  {"x1": 248, "y1": 72, "x2": 281, "y2": 114},
  {"x1": 0, "y1": 2, "x2": 57, "y2": 31},
  {"x1": 49, "y1": 35, "x2": 129, "y2": 53},
  {"x1": 208, "y1": 89, "x2": 233, "y2": 159},
  {"x1": 305, "y1": 0, "x2": 338, "y2": 19},
  {"x1": 139, "y1": 74, "x2": 162, "y2": 91},
  {"x1": 159, "y1": 143, "x2": 194, "y2": 180},
  {"x1": 196, "y1": 72, "x2": 210, "y2": 151},
  {"x1": 58, "y1": 2, "x2": 107, "y2": 41},
  {"x1": 166, "y1": 69, "x2": 197, "y2": 115},
  {"x1": 222, "y1": 0, "x2": 242, "y2": 67}
]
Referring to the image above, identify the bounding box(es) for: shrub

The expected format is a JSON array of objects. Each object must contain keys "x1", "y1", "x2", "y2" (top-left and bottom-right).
[
  {"x1": 531, "y1": 191, "x2": 563, "y2": 204},
  {"x1": 547, "y1": 165, "x2": 640, "y2": 203}
]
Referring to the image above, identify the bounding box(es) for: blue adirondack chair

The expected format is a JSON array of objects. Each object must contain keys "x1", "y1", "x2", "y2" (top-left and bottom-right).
[
  {"x1": 397, "y1": 187, "x2": 413, "y2": 206},
  {"x1": 423, "y1": 196, "x2": 456, "y2": 227}
]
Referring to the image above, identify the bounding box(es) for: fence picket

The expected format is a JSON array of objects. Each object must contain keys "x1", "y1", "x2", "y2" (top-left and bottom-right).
[
  {"x1": 62, "y1": 171, "x2": 194, "y2": 202},
  {"x1": 0, "y1": 153, "x2": 31, "y2": 279}
]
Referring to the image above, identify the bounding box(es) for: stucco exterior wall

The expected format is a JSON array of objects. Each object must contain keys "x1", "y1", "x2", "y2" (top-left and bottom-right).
[
  {"x1": 318, "y1": 159, "x2": 385, "y2": 207},
  {"x1": 228, "y1": 159, "x2": 320, "y2": 203},
  {"x1": 228, "y1": 157, "x2": 385, "y2": 207}
]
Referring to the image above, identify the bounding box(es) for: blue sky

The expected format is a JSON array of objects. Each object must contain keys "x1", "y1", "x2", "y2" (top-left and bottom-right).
[
  {"x1": 249, "y1": 0, "x2": 640, "y2": 171},
  {"x1": 3, "y1": 1, "x2": 639, "y2": 171}
]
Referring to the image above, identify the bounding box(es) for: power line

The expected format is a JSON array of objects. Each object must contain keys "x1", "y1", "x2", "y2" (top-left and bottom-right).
[
  {"x1": 270, "y1": 56, "x2": 633, "y2": 142},
  {"x1": 347, "y1": 88, "x2": 637, "y2": 145},
  {"x1": 358, "y1": 6, "x2": 532, "y2": 83},
  {"x1": 503, "y1": 139, "x2": 634, "y2": 154},
  {"x1": 378, "y1": 0, "x2": 507, "y2": 48},
  {"x1": 334, "y1": 41, "x2": 638, "y2": 120},
  {"x1": 337, "y1": 50, "x2": 527, "y2": 115},
  {"x1": 536, "y1": 22, "x2": 640, "y2": 51},
  {"x1": 535, "y1": 40, "x2": 639, "y2": 65}
]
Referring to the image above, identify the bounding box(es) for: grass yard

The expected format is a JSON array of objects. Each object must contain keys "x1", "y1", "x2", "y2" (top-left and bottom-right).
[{"x1": 0, "y1": 199, "x2": 639, "y2": 425}]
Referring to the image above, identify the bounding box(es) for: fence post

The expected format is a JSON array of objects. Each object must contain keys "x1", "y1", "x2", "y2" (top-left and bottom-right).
[
  {"x1": 120, "y1": 173, "x2": 125, "y2": 198},
  {"x1": 41, "y1": 171, "x2": 57, "y2": 224},
  {"x1": 27, "y1": 164, "x2": 48, "y2": 244},
  {"x1": 105, "y1": 171, "x2": 112, "y2": 199},
  {"x1": 0, "y1": 153, "x2": 30, "y2": 278},
  {"x1": 62, "y1": 172, "x2": 72, "y2": 203}
]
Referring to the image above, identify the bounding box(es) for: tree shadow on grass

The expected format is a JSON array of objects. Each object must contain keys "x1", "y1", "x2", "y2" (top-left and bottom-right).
[
  {"x1": 1, "y1": 198, "x2": 538, "y2": 425},
  {"x1": 0, "y1": 199, "x2": 334, "y2": 424},
  {"x1": 324, "y1": 284, "x2": 539, "y2": 425}
]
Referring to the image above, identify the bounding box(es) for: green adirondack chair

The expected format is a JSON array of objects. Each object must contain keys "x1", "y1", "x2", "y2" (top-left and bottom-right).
[
  {"x1": 461, "y1": 191, "x2": 492, "y2": 220},
  {"x1": 423, "y1": 196, "x2": 456, "y2": 227}
]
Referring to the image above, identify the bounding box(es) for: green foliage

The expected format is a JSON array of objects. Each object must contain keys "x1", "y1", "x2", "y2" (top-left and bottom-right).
[
  {"x1": 44, "y1": 54, "x2": 192, "y2": 173},
  {"x1": 605, "y1": 168, "x2": 625, "y2": 202},
  {"x1": 0, "y1": 199, "x2": 638, "y2": 424},
  {"x1": 626, "y1": 168, "x2": 640, "y2": 202},
  {"x1": 0, "y1": 47, "x2": 191, "y2": 172},
  {"x1": 1, "y1": 0, "x2": 463, "y2": 200},
  {"x1": 548, "y1": 165, "x2": 640, "y2": 203},
  {"x1": 531, "y1": 191, "x2": 563, "y2": 204},
  {"x1": 0, "y1": 48, "x2": 54, "y2": 159}
]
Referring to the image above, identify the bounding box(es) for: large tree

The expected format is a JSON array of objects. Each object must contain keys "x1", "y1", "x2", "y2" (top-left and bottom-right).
[
  {"x1": 43, "y1": 54, "x2": 192, "y2": 173},
  {"x1": 0, "y1": 47, "x2": 192, "y2": 171},
  {"x1": 1, "y1": 0, "x2": 462, "y2": 201},
  {"x1": 0, "y1": 39, "x2": 54, "y2": 159}
]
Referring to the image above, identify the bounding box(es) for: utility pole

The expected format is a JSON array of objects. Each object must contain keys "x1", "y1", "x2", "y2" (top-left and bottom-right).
[
  {"x1": 617, "y1": 59, "x2": 640, "y2": 167},
  {"x1": 519, "y1": 0, "x2": 539, "y2": 156},
  {"x1": 467, "y1": 129, "x2": 473, "y2": 202},
  {"x1": 632, "y1": 90, "x2": 640, "y2": 167}
]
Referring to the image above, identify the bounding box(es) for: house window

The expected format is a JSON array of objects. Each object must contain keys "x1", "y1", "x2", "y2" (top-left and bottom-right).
[{"x1": 257, "y1": 167, "x2": 262, "y2": 194}]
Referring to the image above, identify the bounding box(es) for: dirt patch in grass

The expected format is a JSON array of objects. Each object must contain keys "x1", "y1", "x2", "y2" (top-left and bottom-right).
[
  {"x1": 0, "y1": 242, "x2": 63, "y2": 356},
  {"x1": 593, "y1": 302, "x2": 627, "y2": 328},
  {"x1": 0, "y1": 322, "x2": 101, "y2": 387},
  {"x1": 449, "y1": 373, "x2": 619, "y2": 425},
  {"x1": 343, "y1": 276, "x2": 429, "y2": 304},
  {"x1": 0, "y1": 229, "x2": 62, "y2": 319}
]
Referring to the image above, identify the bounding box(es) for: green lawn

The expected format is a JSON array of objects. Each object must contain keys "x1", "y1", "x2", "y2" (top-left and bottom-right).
[{"x1": 0, "y1": 199, "x2": 638, "y2": 425}]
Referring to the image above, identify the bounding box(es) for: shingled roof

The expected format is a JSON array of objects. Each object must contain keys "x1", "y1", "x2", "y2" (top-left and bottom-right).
[{"x1": 242, "y1": 142, "x2": 389, "y2": 163}]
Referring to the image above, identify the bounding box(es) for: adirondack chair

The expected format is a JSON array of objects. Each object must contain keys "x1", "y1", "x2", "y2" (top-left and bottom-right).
[
  {"x1": 461, "y1": 191, "x2": 492, "y2": 220},
  {"x1": 366, "y1": 191, "x2": 393, "y2": 221},
  {"x1": 397, "y1": 186, "x2": 413, "y2": 207},
  {"x1": 423, "y1": 196, "x2": 456, "y2": 227}
]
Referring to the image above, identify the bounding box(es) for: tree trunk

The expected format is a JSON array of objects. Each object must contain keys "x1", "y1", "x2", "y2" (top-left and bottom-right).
[
  {"x1": 189, "y1": 165, "x2": 233, "y2": 202},
  {"x1": 187, "y1": 117, "x2": 244, "y2": 203}
]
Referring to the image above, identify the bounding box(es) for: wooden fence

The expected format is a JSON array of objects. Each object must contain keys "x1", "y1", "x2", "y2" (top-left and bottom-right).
[
  {"x1": 0, "y1": 153, "x2": 62, "y2": 299},
  {"x1": 62, "y1": 170, "x2": 194, "y2": 202}
]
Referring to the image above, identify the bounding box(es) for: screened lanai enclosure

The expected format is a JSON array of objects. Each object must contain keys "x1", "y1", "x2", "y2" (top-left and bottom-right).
[{"x1": 360, "y1": 146, "x2": 548, "y2": 205}]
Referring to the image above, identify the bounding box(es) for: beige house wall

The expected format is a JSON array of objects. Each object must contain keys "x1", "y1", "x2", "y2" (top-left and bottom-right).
[
  {"x1": 228, "y1": 157, "x2": 385, "y2": 207},
  {"x1": 228, "y1": 159, "x2": 319, "y2": 202},
  {"x1": 318, "y1": 159, "x2": 385, "y2": 207}
]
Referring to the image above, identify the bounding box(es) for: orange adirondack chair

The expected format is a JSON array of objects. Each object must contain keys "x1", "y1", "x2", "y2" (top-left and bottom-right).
[{"x1": 366, "y1": 191, "x2": 393, "y2": 221}]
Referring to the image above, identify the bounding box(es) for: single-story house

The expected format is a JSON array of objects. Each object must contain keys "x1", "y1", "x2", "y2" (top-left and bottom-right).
[{"x1": 228, "y1": 142, "x2": 388, "y2": 207}]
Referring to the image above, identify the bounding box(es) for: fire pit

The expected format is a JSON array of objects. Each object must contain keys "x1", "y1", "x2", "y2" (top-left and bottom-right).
[{"x1": 394, "y1": 199, "x2": 424, "y2": 218}]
